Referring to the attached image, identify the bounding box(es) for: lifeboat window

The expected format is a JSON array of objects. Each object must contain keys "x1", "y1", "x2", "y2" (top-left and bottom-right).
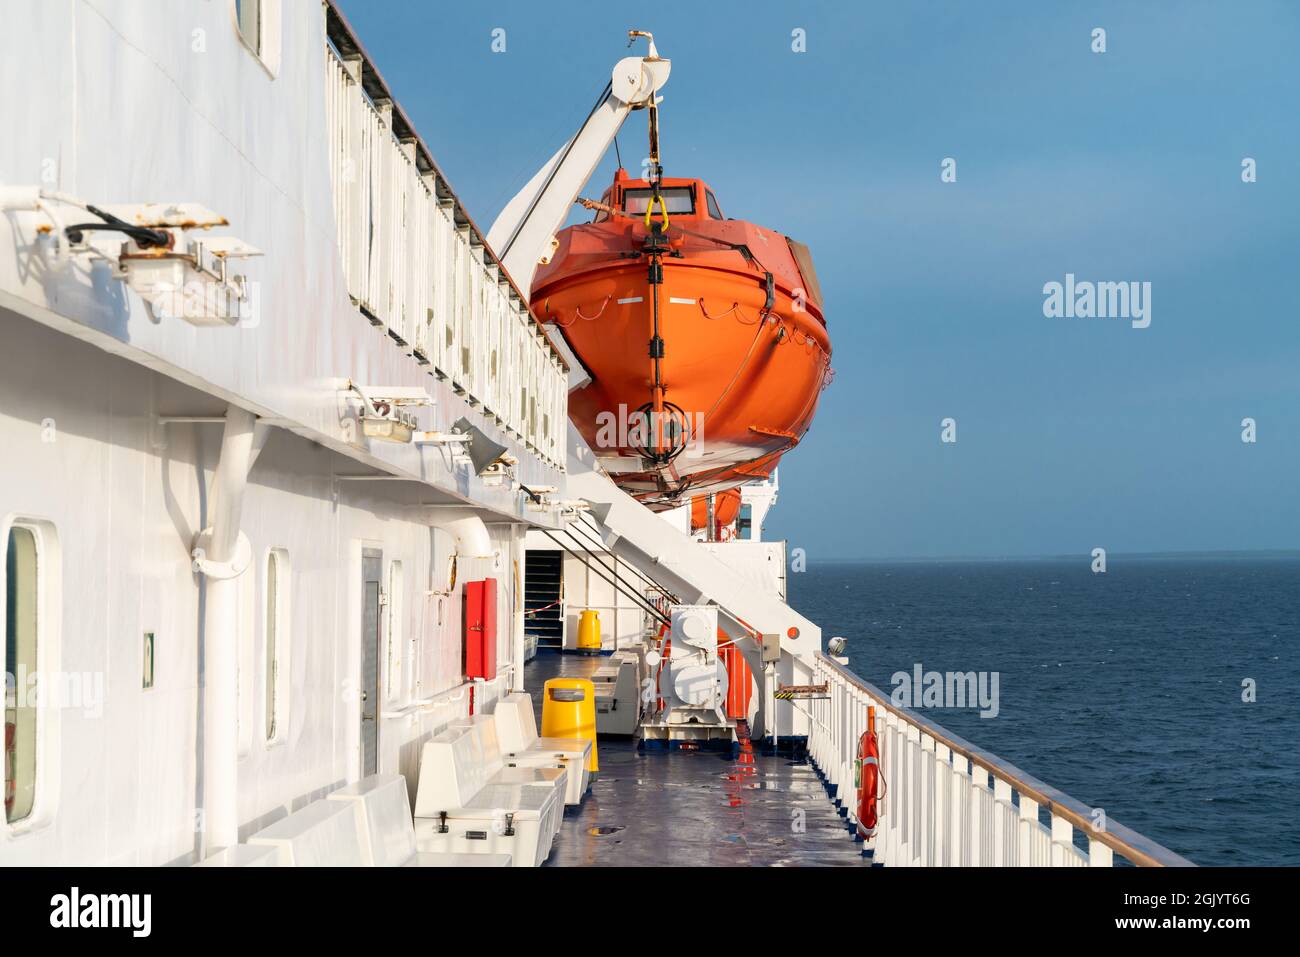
[
  {"x1": 623, "y1": 187, "x2": 695, "y2": 215},
  {"x1": 706, "y1": 190, "x2": 724, "y2": 220}
]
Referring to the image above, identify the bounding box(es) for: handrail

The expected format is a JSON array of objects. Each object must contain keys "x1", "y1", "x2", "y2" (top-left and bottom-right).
[
  {"x1": 815, "y1": 653, "x2": 1194, "y2": 867},
  {"x1": 385, "y1": 664, "x2": 517, "y2": 718},
  {"x1": 323, "y1": 1, "x2": 568, "y2": 371},
  {"x1": 322, "y1": 34, "x2": 568, "y2": 467}
]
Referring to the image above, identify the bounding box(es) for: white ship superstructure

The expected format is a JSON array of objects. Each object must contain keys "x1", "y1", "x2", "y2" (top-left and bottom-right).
[{"x1": 0, "y1": 1, "x2": 1190, "y2": 868}]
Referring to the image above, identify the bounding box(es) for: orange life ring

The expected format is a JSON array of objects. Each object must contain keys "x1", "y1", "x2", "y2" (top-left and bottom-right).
[{"x1": 854, "y1": 708, "x2": 884, "y2": 840}]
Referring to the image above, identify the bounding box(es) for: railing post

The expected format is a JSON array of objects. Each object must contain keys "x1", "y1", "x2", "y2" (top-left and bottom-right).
[
  {"x1": 1018, "y1": 796, "x2": 1039, "y2": 866},
  {"x1": 818, "y1": 663, "x2": 828, "y2": 770},
  {"x1": 1088, "y1": 834, "x2": 1115, "y2": 867},
  {"x1": 845, "y1": 688, "x2": 860, "y2": 831},
  {"x1": 829, "y1": 674, "x2": 840, "y2": 801},
  {"x1": 827, "y1": 674, "x2": 839, "y2": 800},
  {"x1": 841, "y1": 679, "x2": 854, "y2": 811},
  {"x1": 816, "y1": 657, "x2": 826, "y2": 769},
  {"x1": 933, "y1": 741, "x2": 949, "y2": 866},
  {"x1": 822, "y1": 667, "x2": 831, "y2": 773},
  {"x1": 806, "y1": 662, "x2": 815, "y2": 764},
  {"x1": 858, "y1": 691, "x2": 869, "y2": 839},
  {"x1": 969, "y1": 763, "x2": 987, "y2": 867},
  {"x1": 992, "y1": 777, "x2": 1013, "y2": 866},
  {"x1": 919, "y1": 733, "x2": 935, "y2": 866},
  {"x1": 949, "y1": 752, "x2": 968, "y2": 866},
  {"x1": 1050, "y1": 812, "x2": 1072, "y2": 866},
  {"x1": 881, "y1": 708, "x2": 897, "y2": 866},
  {"x1": 841, "y1": 679, "x2": 851, "y2": 800},
  {"x1": 909, "y1": 722, "x2": 920, "y2": 863},
  {"x1": 818, "y1": 661, "x2": 828, "y2": 769}
]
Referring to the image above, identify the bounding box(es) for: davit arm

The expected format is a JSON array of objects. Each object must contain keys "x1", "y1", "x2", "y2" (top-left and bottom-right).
[{"x1": 485, "y1": 32, "x2": 670, "y2": 301}]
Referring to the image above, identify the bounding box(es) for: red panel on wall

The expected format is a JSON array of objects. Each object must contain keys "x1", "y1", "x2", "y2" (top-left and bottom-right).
[{"x1": 464, "y1": 578, "x2": 498, "y2": 681}]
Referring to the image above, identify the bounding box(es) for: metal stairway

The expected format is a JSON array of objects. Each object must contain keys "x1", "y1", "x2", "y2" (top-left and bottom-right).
[
  {"x1": 560, "y1": 424, "x2": 822, "y2": 739},
  {"x1": 524, "y1": 550, "x2": 564, "y2": 649}
]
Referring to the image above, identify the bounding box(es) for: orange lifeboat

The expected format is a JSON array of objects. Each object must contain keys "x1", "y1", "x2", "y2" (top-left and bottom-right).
[
  {"x1": 533, "y1": 168, "x2": 831, "y2": 510},
  {"x1": 690, "y1": 489, "x2": 742, "y2": 538}
]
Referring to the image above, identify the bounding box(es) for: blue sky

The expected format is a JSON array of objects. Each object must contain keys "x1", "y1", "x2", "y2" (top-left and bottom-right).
[{"x1": 339, "y1": 0, "x2": 1300, "y2": 559}]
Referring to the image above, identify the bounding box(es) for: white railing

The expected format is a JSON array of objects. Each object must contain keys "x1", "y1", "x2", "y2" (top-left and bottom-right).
[
  {"x1": 808, "y1": 654, "x2": 1194, "y2": 867},
  {"x1": 324, "y1": 38, "x2": 566, "y2": 468}
]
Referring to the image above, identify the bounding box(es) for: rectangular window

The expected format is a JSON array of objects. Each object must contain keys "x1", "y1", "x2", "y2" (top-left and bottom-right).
[
  {"x1": 235, "y1": 0, "x2": 261, "y2": 55},
  {"x1": 5, "y1": 526, "x2": 39, "y2": 823},
  {"x1": 233, "y1": 0, "x2": 280, "y2": 75},
  {"x1": 623, "y1": 187, "x2": 695, "y2": 215},
  {"x1": 265, "y1": 548, "x2": 289, "y2": 742}
]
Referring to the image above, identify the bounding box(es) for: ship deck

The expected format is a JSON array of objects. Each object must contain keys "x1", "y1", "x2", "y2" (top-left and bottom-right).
[{"x1": 523, "y1": 651, "x2": 869, "y2": 867}]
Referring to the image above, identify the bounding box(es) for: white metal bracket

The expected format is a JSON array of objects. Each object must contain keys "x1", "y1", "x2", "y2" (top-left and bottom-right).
[
  {"x1": 344, "y1": 381, "x2": 433, "y2": 444},
  {"x1": 191, "y1": 528, "x2": 253, "y2": 580}
]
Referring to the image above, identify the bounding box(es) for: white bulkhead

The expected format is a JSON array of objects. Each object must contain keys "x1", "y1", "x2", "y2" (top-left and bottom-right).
[{"x1": 0, "y1": 0, "x2": 566, "y2": 864}]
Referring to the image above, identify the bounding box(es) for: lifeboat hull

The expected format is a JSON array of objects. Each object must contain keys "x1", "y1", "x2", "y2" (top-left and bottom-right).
[
  {"x1": 533, "y1": 179, "x2": 831, "y2": 510},
  {"x1": 691, "y1": 489, "x2": 742, "y2": 538}
]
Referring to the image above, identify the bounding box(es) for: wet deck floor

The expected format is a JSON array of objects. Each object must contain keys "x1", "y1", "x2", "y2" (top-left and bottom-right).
[{"x1": 525, "y1": 650, "x2": 869, "y2": 867}]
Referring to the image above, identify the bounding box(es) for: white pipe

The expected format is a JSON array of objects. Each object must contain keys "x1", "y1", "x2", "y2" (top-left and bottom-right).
[
  {"x1": 425, "y1": 508, "x2": 494, "y2": 559},
  {"x1": 201, "y1": 406, "x2": 258, "y2": 854}
]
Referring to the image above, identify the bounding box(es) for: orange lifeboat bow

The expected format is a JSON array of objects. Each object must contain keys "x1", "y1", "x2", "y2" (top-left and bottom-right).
[
  {"x1": 691, "y1": 488, "x2": 742, "y2": 538},
  {"x1": 534, "y1": 169, "x2": 832, "y2": 510}
]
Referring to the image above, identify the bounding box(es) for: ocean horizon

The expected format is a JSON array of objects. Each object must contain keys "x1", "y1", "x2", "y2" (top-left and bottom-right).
[{"x1": 802, "y1": 549, "x2": 1300, "y2": 564}]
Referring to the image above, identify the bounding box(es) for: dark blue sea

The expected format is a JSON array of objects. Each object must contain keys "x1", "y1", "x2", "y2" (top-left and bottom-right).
[{"x1": 787, "y1": 555, "x2": 1300, "y2": 866}]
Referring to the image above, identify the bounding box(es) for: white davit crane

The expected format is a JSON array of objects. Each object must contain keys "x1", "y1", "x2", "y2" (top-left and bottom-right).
[
  {"x1": 489, "y1": 36, "x2": 822, "y2": 739},
  {"x1": 486, "y1": 31, "x2": 670, "y2": 302}
]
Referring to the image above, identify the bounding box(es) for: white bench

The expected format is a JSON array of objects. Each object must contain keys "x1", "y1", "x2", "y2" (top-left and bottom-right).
[
  {"x1": 456, "y1": 715, "x2": 566, "y2": 842},
  {"x1": 413, "y1": 723, "x2": 561, "y2": 868},
  {"x1": 247, "y1": 799, "x2": 367, "y2": 866},
  {"x1": 194, "y1": 776, "x2": 512, "y2": 868},
  {"x1": 493, "y1": 691, "x2": 592, "y2": 805},
  {"x1": 327, "y1": 773, "x2": 510, "y2": 868}
]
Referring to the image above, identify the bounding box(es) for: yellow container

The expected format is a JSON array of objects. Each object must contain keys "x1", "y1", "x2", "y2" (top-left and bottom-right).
[
  {"x1": 576, "y1": 609, "x2": 602, "y2": 652},
  {"x1": 541, "y1": 677, "x2": 598, "y2": 772}
]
